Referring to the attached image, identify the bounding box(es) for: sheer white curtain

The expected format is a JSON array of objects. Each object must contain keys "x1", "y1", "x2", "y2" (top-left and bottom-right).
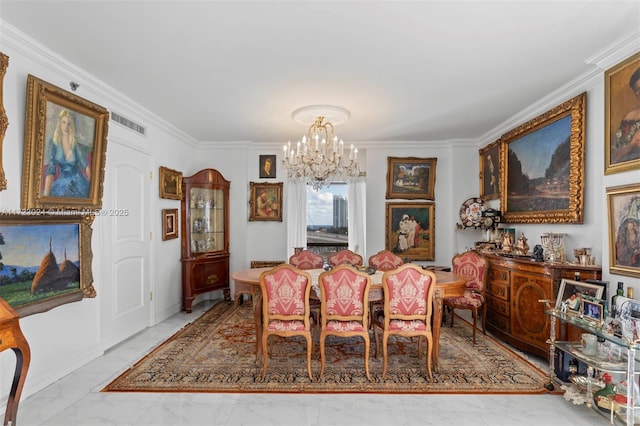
[
  {"x1": 348, "y1": 176, "x2": 366, "y2": 260},
  {"x1": 286, "y1": 181, "x2": 307, "y2": 259}
]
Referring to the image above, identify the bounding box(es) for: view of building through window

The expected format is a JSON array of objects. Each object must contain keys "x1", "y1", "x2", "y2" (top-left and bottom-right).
[{"x1": 306, "y1": 183, "x2": 348, "y2": 251}]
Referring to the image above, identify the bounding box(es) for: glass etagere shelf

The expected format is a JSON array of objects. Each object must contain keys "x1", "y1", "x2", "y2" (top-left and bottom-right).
[
  {"x1": 545, "y1": 307, "x2": 640, "y2": 425},
  {"x1": 548, "y1": 309, "x2": 640, "y2": 351}
]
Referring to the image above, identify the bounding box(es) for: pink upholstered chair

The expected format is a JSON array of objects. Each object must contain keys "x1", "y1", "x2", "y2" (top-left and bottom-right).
[
  {"x1": 318, "y1": 264, "x2": 372, "y2": 381},
  {"x1": 373, "y1": 263, "x2": 436, "y2": 379},
  {"x1": 367, "y1": 250, "x2": 404, "y2": 327},
  {"x1": 368, "y1": 250, "x2": 403, "y2": 271},
  {"x1": 288, "y1": 249, "x2": 324, "y2": 325},
  {"x1": 328, "y1": 249, "x2": 363, "y2": 267},
  {"x1": 443, "y1": 250, "x2": 489, "y2": 344},
  {"x1": 259, "y1": 264, "x2": 314, "y2": 380},
  {"x1": 289, "y1": 249, "x2": 324, "y2": 270}
]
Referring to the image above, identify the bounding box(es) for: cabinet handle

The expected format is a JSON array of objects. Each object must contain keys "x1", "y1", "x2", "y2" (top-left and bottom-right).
[{"x1": 206, "y1": 274, "x2": 219, "y2": 285}]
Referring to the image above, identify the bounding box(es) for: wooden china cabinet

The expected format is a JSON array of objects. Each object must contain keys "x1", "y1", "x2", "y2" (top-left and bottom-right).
[{"x1": 181, "y1": 169, "x2": 231, "y2": 312}]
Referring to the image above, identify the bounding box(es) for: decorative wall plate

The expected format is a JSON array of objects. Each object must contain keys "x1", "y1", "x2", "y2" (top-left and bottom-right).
[{"x1": 459, "y1": 197, "x2": 486, "y2": 228}]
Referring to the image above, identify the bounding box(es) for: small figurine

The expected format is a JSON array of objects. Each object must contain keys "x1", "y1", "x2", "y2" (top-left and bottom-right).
[
  {"x1": 532, "y1": 244, "x2": 544, "y2": 262},
  {"x1": 515, "y1": 233, "x2": 529, "y2": 255},
  {"x1": 501, "y1": 231, "x2": 514, "y2": 253}
]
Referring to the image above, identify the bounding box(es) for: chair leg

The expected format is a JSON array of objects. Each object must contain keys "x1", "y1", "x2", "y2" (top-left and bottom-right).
[
  {"x1": 363, "y1": 334, "x2": 371, "y2": 382},
  {"x1": 481, "y1": 304, "x2": 487, "y2": 335},
  {"x1": 471, "y1": 308, "x2": 478, "y2": 344},
  {"x1": 305, "y1": 334, "x2": 314, "y2": 381},
  {"x1": 425, "y1": 335, "x2": 433, "y2": 381},
  {"x1": 373, "y1": 325, "x2": 380, "y2": 358},
  {"x1": 449, "y1": 306, "x2": 455, "y2": 327},
  {"x1": 319, "y1": 333, "x2": 327, "y2": 380},
  {"x1": 261, "y1": 334, "x2": 269, "y2": 377},
  {"x1": 382, "y1": 333, "x2": 389, "y2": 378}
]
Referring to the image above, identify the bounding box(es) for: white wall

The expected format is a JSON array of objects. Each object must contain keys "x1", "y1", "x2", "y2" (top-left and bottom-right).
[
  {"x1": 0, "y1": 20, "x2": 638, "y2": 402},
  {"x1": 0, "y1": 23, "x2": 200, "y2": 398}
]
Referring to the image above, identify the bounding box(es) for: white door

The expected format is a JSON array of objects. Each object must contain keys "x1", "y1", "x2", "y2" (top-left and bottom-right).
[{"x1": 101, "y1": 140, "x2": 152, "y2": 349}]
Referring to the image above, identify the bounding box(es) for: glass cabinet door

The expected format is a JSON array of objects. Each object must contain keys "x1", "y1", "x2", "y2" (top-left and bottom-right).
[{"x1": 189, "y1": 187, "x2": 225, "y2": 254}]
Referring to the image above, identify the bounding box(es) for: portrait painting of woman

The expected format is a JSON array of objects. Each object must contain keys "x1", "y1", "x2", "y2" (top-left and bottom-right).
[
  {"x1": 606, "y1": 52, "x2": 640, "y2": 174},
  {"x1": 608, "y1": 184, "x2": 640, "y2": 278},
  {"x1": 42, "y1": 106, "x2": 94, "y2": 198},
  {"x1": 21, "y1": 75, "x2": 109, "y2": 210}
]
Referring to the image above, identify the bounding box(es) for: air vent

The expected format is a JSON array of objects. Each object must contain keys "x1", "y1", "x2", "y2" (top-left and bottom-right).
[{"x1": 111, "y1": 111, "x2": 146, "y2": 136}]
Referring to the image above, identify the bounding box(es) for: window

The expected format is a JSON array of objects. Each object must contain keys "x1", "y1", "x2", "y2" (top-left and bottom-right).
[{"x1": 306, "y1": 183, "x2": 348, "y2": 256}]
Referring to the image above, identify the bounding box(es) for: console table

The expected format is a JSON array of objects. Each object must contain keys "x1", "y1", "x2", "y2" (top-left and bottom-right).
[
  {"x1": 0, "y1": 298, "x2": 30, "y2": 426},
  {"x1": 482, "y1": 252, "x2": 601, "y2": 360}
]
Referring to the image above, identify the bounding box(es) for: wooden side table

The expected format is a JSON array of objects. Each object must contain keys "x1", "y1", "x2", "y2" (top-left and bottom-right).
[{"x1": 0, "y1": 298, "x2": 30, "y2": 426}]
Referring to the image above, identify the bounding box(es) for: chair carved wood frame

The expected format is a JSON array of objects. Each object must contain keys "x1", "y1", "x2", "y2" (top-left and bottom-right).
[
  {"x1": 373, "y1": 263, "x2": 436, "y2": 380},
  {"x1": 259, "y1": 264, "x2": 314, "y2": 381},
  {"x1": 328, "y1": 249, "x2": 363, "y2": 267},
  {"x1": 289, "y1": 249, "x2": 324, "y2": 269},
  {"x1": 367, "y1": 250, "x2": 404, "y2": 272},
  {"x1": 318, "y1": 264, "x2": 372, "y2": 381},
  {"x1": 443, "y1": 250, "x2": 489, "y2": 344},
  {"x1": 367, "y1": 250, "x2": 404, "y2": 328}
]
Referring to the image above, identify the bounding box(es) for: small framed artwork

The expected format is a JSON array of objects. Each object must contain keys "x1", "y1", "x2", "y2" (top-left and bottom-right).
[
  {"x1": 605, "y1": 51, "x2": 640, "y2": 175},
  {"x1": 385, "y1": 202, "x2": 435, "y2": 261},
  {"x1": 607, "y1": 183, "x2": 640, "y2": 277},
  {"x1": 582, "y1": 300, "x2": 603, "y2": 324},
  {"x1": 555, "y1": 278, "x2": 604, "y2": 315},
  {"x1": 479, "y1": 139, "x2": 500, "y2": 200},
  {"x1": 159, "y1": 166, "x2": 183, "y2": 200},
  {"x1": 603, "y1": 316, "x2": 623, "y2": 337},
  {"x1": 21, "y1": 74, "x2": 109, "y2": 210},
  {"x1": 617, "y1": 297, "x2": 640, "y2": 343},
  {"x1": 0, "y1": 214, "x2": 96, "y2": 317},
  {"x1": 249, "y1": 182, "x2": 283, "y2": 222},
  {"x1": 386, "y1": 157, "x2": 437, "y2": 200},
  {"x1": 500, "y1": 92, "x2": 586, "y2": 224},
  {"x1": 259, "y1": 155, "x2": 276, "y2": 178},
  {"x1": 162, "y1": 209, "x2": 178, "y2": 241}
]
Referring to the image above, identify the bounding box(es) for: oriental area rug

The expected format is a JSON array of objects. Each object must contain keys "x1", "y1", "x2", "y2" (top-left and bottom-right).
[{"x1": 103, "y1": 301, "x2": 549, "y2": 394}]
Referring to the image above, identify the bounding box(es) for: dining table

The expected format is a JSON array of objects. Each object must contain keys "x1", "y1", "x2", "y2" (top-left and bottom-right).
[{"x1": 231, "y1": 266, "x2": 467, "y2": 369}]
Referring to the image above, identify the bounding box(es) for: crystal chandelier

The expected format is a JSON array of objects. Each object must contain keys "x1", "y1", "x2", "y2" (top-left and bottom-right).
[{"x1": 282, "y1": 105, "x2": 360, "y2": 191}]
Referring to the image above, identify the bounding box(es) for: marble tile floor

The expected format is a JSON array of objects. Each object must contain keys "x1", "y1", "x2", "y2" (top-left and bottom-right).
[{"x1": 18, "y1": 299, "x2": 606, "y2": 426}]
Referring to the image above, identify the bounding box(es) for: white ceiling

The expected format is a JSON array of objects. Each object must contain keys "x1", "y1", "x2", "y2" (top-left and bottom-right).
[{"x1": 1, "y1": 1, "x2": 639, "y2": 144}]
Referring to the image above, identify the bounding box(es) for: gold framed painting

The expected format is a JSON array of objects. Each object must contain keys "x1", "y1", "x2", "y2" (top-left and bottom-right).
[
  {"x1": 162, "y1": 208, "x2": 178, "y2": 240},
  {"x1": 249, "y1": 182, "x2": 283, "y2": 222},
  {"x1": 607, "y1": 183, "x2": 640, "y2": 278},
  {"x1": 386, "y1": 157, "x2": 437, "y2": 200},
  {"x1": 21, "y1": 75, "x2": 109, "y2": 211},
  {"x1": 0, "y1": 214, "x2": 95, "y2": 317},
  {"x1": 605, "y1": 51, "x2": 640, "y2": 175},
  {"x1": 479, "y1": 139, "x2": 500, "y2": 200},
  {"x1": 0, "y1": 52, "x2": 8, "y2": 191},
  {"x1": 500, "y1": 92, "x2": 586, "y2": 224},
  {"x1": 385, "y1": 202, "x2": 435, "y2": 261},
  {"x1": 159, "y1": 166, "x2": 183, "y2": 200}
]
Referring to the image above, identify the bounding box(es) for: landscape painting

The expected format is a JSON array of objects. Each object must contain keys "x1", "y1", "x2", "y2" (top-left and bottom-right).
[
  {"x1": 500, "y1": 93, "x2": 586, "y2": 224},
  {"x1": 0, "y1": 215, "x2": 95, "y2": 317}
]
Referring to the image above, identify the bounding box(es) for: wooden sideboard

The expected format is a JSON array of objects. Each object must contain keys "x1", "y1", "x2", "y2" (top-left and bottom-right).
[{"x1": 482, "y1": 252, "x2": 602, "y2": 360}]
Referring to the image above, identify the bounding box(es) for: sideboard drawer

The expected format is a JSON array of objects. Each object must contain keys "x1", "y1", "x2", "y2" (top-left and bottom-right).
[
  {"x1": 487, "y1": 294, "x2": 510, "y2": 317},
  {"x1": 487, "y1": 311, "x2": 510, "y2": 333},
  {"x1": 489, "y1": 267, "x2": 509, "y2": 284},
  {"x1": 487, "y1": 281, "x2": 509, "y2": 301}
]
